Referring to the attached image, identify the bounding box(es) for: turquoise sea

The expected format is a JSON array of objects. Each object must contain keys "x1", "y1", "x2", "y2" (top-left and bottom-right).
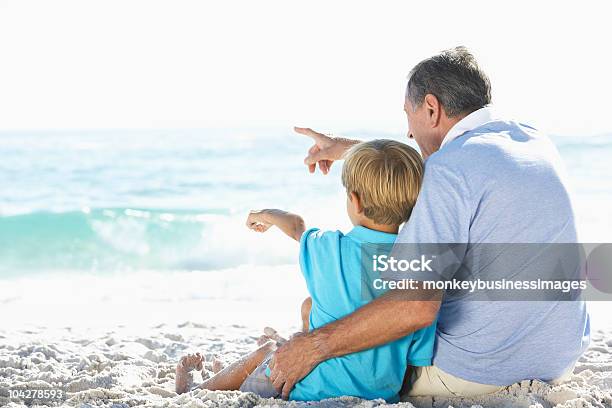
[{"x1": 1, "y1": 129, "x2": 611, "y2": 278}]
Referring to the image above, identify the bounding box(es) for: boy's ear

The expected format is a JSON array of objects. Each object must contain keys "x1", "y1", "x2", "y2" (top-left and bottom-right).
[{"x1": 349, "y1": 191, "x2": 364, "y2": 214}]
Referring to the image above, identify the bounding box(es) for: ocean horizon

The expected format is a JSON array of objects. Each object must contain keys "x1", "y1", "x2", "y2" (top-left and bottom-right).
[
  {"x1": 1, "y1": 127, "x2": 610, "y2": 335},
  {"x1": 1, "y1": 129, "x2": 611, "y2": 280}
]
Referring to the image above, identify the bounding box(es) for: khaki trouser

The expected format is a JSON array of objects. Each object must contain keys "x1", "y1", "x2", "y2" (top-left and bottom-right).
[
  {"x1": 403, "y1": 366, "x2": 503, "y2": 398},
  {"x1": 402, "y1": 364, "x2": 575, "y2": 399}
]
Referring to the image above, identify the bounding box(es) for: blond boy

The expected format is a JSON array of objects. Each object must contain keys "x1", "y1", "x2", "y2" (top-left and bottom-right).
[{"x1": 176, "y1": 140, "x2": 436, "y2": 403}]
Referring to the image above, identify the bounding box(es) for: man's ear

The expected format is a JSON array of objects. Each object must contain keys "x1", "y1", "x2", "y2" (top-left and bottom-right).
[
  {"x1": 424, "y1": 93, "x2": 442, "y2": 128},
  {"x1": 349, "y1": 191, "x2": 364, "y2": 214}
]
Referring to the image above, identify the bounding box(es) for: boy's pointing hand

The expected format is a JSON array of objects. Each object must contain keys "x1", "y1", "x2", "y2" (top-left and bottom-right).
[{"x1": 246, "y1": 210, "x2": 272, "y2": 232}]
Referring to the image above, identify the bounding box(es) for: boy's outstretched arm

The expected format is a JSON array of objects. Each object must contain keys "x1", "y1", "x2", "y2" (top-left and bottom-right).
[{"x1": 246, "y1": 209, "x2": 306, "y2": 241}]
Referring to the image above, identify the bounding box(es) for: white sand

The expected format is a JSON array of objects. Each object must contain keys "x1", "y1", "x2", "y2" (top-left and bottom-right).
[
  {"x1": 1, "y1": 268, "x2": 610, "y2": 408},
  {"x1": 0, "y1": 320, "x2": 610, "y2": 407}
]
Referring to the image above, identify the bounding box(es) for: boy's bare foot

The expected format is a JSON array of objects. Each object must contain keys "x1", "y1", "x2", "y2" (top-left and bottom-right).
[
  {"x1": 257, "y1": 327, "x2": 287, "y2": 346},
  {"x1": 175, "y1": 352, "x2": 203, "y2": 394}
]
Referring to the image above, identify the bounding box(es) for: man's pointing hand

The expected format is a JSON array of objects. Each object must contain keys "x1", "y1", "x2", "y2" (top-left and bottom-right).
[{"x1": 294, "y1": 126, "x2": 360, "y2": 175}]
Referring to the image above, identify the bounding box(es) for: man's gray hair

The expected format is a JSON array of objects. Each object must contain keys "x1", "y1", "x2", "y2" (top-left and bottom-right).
[{"x1": 406, "y1": 46, "x2": 491, "y2": 117}]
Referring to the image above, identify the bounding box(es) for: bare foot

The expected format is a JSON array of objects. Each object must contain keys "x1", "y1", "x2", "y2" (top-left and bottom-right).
[
  {"x1": 257, "y1": 327, "x2": 287, "y2": 346},
  {"x1": 211, "y1": 356, "x2": 224, "y2": 374},
  {"x1": 175, "y1": 352, "x2": 203, "y2": 394}
]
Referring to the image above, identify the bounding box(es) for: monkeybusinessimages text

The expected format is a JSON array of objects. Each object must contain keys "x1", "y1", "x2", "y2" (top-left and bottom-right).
[{"x1": 371, "y1": 254, "x2": 587, "y2": 293}]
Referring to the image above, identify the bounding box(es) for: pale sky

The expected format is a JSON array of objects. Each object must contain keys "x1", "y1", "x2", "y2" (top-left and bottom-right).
[{"x1": 1, "y1": 0, "x2": 611, "y2": 136}]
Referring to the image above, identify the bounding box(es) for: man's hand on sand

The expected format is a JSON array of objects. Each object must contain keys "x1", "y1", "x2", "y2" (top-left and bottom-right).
[
  {"x1": 268, "y1": 332, "x2": 322, "y2": 399},
  {"x1": 294, "y1": 127, "x2": 360, "y2": 175}
]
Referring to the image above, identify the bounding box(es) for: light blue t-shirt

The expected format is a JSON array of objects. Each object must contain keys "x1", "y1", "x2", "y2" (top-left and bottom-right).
[
  {"x1": 391, "y1": 110, "x2": 590, "y2": 385},
  {"x1": 289, "y1": 226, "x2": 436, "y2": 402}
]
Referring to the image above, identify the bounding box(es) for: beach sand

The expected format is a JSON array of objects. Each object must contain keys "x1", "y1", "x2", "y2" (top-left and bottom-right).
[
  {"x1": 1, "y1": 268, "x2": 610, "y2": 408},
  {"x1": 1, "y1": 319, "x2": 610, "y2": 408}
]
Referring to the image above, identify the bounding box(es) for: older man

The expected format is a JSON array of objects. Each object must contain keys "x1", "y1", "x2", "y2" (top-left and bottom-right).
[{"x1": 268, "y1": 46, "x2": 590, "y2": 399}]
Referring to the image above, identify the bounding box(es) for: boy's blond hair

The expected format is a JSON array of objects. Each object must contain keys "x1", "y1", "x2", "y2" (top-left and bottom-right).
[{"x1": 341, "y1": 140, "x2": 423, "y2": 225}]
